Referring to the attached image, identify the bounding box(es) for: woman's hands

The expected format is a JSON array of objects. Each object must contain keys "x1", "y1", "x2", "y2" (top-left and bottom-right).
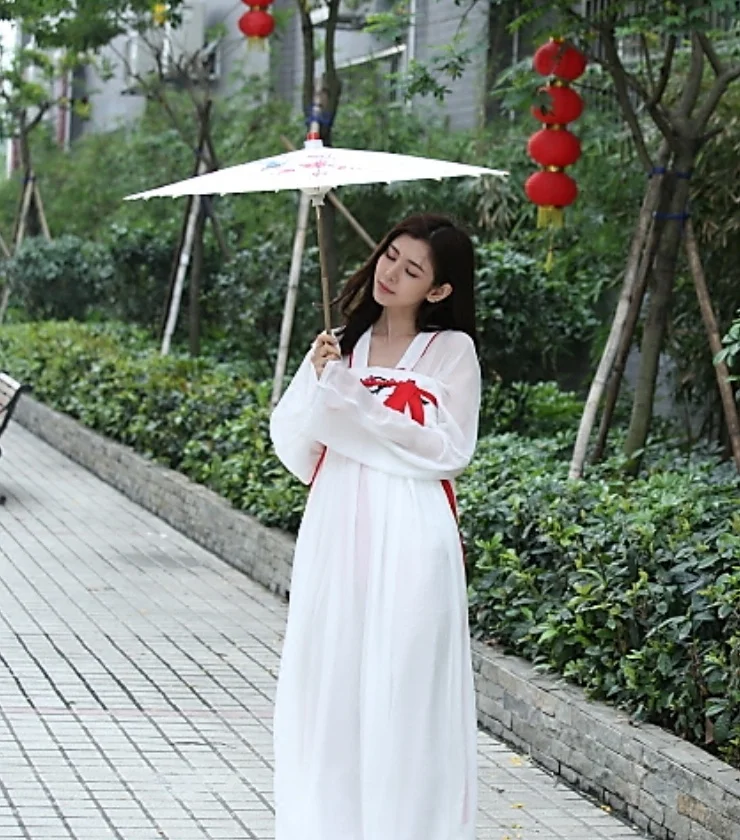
[{"x1": 311, "y1": 332, "x2": 341, "y2": 378}]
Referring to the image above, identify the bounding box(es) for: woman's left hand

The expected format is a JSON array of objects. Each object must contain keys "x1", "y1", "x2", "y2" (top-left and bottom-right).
[{"x1": 311, "y1": 332, "x2": 341, "y2": 378}]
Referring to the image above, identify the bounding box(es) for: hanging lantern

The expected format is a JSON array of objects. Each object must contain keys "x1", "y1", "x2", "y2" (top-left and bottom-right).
[
  {"x1": 527, "y1": 128, "x2": 581, "y2": 169},
  {"x1": 525, "y1": 170, "x2": 578, "y2": 228},
  {"x1": 525, "y1": 37, "x2": 587, "y2": 250},
  {"x1": 533, "y1": 39, "x2": 588, "y2": 82},
  {"x1": 531, "y1": 85, "x2": 584, "y2": 125},
  {"x1": 238, "y1": 1, "x2": 275, "y2": 43}
]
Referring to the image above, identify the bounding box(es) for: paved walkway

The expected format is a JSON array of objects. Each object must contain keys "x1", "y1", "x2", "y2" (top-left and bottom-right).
[{"x1": 0, "y1": 424, "x2": 645, "y2": 840}]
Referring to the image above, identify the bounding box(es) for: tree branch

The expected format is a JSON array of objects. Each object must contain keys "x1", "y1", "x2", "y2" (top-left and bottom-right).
[
  {"x1": 649, "y1": 34, "x2": 676, "y2": 108},
  {"x1": 639, "y1": 32, "x2": 655, "y2": 95},
  {"x1": 25, "y1": 102, "x2": 51, "y2": 134},
  {"x1": 696, "y1": 31, "x2": 724, "y2": 77},
  {"x1": 598, "y1": 28, "x2": 654, "y2": 171},
  {"x1": 676, "y1": 32, "x2": 705, "y2": 119},
  {"x1": 695, "y1": 62, "x2": 740, "y2": 131}
]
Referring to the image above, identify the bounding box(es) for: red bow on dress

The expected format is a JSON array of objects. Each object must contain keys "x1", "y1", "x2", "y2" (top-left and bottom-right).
[{"x1": 361, "y1": 378, "x2": 438, "y2": 425}]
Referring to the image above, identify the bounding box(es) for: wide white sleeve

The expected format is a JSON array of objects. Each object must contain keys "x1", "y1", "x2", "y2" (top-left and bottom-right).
[
  {"x1": 309, "y1": 332, "x2": 481, "y2": 480},
  {"x1": 269, "y1": 347, "x2": 325, "y2": 485}
]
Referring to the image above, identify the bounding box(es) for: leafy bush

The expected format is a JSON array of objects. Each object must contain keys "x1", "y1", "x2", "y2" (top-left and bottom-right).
[
  {"x1": 6, "y1": 235, "x2": 115, "y2": 321},
  {"x1": 462, "y1": 434, "x2": 740, "y2": 766},
  {"x1": 0, "y1": 320, "x2": 309, "y2": 532},
  {"x1": 475, "y1": 238, "x2": 605, "y2": 382},
  {"x1": 3, "y1": 320, "x2": 738, "y2": 768},
  {"x1": 103, "y1": 223, "x2": 184, "y2": 330},
  {"x1": 479, "y1": 380, "x2": 584, "y2": 438},
  {"x1": 201, "y1": 230, "x2": 322, "y2": 376}
]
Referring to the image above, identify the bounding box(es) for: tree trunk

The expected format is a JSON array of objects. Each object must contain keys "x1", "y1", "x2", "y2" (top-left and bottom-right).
[
  {"x1": 568, "y1": 172, "x2": 665, "y2": 479},
  {"x1": 685, "y1": 220, "x2": 740, "y2": 472},
  {"x1": 484, "y1": 3, "x2": 515, "y2": 123},
  {"x1": 591, "y1": 149, "x2": 674, "y2": 462},
  {"x1": 188, "y1": 205, "x2": 204, "y2": 357},
  {"x1": 316, "y1": 1, "x2": 343, "y2": 300},
  {"x1": 624, "y1": 155, "x2": 694, "y2": 471}
]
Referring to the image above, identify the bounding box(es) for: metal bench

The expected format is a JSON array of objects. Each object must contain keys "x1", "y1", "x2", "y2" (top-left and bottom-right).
[{"x1": 0, "y1": 372, "x2": 30, "y2": 505}]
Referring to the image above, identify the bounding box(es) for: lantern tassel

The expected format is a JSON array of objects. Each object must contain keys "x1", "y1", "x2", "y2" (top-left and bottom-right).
[{"x1": 537, "y1": 206, "x2": 565, "y2": 229}]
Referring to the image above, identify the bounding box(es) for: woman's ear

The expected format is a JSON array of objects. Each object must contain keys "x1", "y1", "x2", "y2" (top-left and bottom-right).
[{"x1": 426, "y1": 283, "x2": 453, "y2": 304}]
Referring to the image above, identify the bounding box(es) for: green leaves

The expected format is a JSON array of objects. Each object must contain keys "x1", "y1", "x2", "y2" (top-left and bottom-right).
[
  {"x1": 462, "y1": 432, "x2": 740, "y2": 767},
  {"x1": 0, "y1": 320, "x2": 309, "y2": 532}
]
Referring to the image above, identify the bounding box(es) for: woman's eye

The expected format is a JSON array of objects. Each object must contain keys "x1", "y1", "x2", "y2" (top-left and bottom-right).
[
  {"x1": 406, "y1": 269, "x2": 420, "y2": 279},
  {"x1": 386, "y1": 251, "x2": 397, "y2": 261}
]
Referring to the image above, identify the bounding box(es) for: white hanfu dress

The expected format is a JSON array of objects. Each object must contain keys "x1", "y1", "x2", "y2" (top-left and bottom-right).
[{"x1": 269, "y1": 326, "x2": 481, "y2": 840}]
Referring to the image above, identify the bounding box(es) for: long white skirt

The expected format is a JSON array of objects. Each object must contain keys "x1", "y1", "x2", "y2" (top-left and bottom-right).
[{"x1": 273, "y1": 450, "x2": 478, "y2": 840}]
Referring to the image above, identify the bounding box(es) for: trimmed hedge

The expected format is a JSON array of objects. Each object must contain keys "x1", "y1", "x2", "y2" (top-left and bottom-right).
[{"x1": 1, "y1": 321, "x2": 738, "y2": 767}]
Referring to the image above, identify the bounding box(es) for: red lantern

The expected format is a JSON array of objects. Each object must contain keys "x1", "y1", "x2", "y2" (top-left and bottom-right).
[
  {"x1": 533, "y1": 39, "x2": 587, "y2": 81},
  {"x1": 526, "y1": 37, "x2": 586, "y2": 252},
  {"x1": 531, "y1": 85, "x2": 584, "y2": 125},
  {"x1": 242, "y1": 0, "x2": 274, "y2": 7},
  {"x1": 525, "y1": 170, "x2": 578, "y2": 228},
  {"x1": 527, "y1": 128, "x2": 581, "y2": 168},
  {"x1": 238, "y1": 8, "x2": 275, "y2": 39}
]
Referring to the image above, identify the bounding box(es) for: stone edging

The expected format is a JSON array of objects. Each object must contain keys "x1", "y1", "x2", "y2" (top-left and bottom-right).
[{"x1": 14, "y1": 395, "x2": 740, "y2": 840}]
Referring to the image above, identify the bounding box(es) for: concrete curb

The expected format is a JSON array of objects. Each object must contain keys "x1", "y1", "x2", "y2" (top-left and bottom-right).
[{"x1": 15, "y1": 394, "x2": 740, "y2": 840}]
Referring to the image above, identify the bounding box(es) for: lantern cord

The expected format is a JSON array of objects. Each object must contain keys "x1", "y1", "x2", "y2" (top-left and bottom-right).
[{"x1": 544, "y1": 227, "x2": 556, "y2": 272}]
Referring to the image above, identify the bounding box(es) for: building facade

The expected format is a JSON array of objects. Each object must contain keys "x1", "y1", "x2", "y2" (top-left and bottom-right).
[
  {"x1": 80, "y1": 0, "x2": 269, "y2": 137},
  {"x1": 271, "y1": 0, "x2": 491, "y2": 131},
  {"x1": 71, "y1": 0, "x2": 492, "y2": 143}
]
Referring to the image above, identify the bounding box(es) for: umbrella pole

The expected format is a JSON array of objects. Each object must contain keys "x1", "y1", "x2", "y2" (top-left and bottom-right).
[{"x1": 314, "y1": 200, "x2": 332, "y2": 333}]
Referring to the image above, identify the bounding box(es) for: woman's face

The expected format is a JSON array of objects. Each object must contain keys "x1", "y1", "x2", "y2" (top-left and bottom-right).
[{"x1": 372, "y1": 235, "x2": 451, "y2": 312}]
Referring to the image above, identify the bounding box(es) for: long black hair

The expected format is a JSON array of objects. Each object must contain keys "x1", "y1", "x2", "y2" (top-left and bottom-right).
[{"x1": 334, "y1": 213, "x2": 478, "y2": 357}]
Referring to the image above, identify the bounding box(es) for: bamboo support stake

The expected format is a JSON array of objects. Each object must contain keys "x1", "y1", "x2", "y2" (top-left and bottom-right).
[
  {"x1": 568, "y1": 170, "x2": 664, "y2": 479},
  {"x1": 0, "y1": 231, "x2": 10, "y2": 259},
  {"x1": 685, "y1": 219, "x2": 740, "y2": 472},
  {"x1": 0, "y1": 176, "x2": 34, "y2": 323},
  {"x1": 591, "y1": 214, "x2": 658, "y2": 463},
  {"x1": 33, "y1": 182, "x2": 51, "y2": 240},
  {"x1": 271, "y1": 192, "x2": 312, "y2": 408},
  {"x1": 161, "y1": 192, "x2": 202, "y2": 356},
  {"x1": 14, "y1": 174, "x2": 35, "y2": 250}
]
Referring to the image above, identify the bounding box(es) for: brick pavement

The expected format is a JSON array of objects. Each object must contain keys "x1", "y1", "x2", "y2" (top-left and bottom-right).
[{"x1": 0, "y1": 424, "x2": 646, "y2": 840}]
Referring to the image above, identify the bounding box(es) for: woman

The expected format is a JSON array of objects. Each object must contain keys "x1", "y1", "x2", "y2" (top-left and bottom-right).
[{"x1": 269, "y1": 213, "x2": 481, "y2": 840}]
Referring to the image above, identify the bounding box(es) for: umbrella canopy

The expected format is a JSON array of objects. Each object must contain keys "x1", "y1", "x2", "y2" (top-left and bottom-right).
[
  {"x1": 125, "y1": 137, "x2": 508, "y2": 338},
  {"x1": 124, "y1": 138, "x2": 507, "y2": 203}
]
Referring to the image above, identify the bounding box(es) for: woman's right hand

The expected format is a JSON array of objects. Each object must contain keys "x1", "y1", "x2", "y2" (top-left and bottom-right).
[{"x1": 311, "y1": 332, "x2": 341, "y2": 378}]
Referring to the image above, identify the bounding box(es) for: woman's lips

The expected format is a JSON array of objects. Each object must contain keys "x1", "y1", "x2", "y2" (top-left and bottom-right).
[{"x1": 377, "y1": 280, "x2": 395, "y2": 295}]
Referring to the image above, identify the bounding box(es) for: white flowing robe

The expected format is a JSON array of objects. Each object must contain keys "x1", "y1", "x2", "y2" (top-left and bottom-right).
[{"x1": 269, "y1": 327, "x2": 481, "y2": 840}]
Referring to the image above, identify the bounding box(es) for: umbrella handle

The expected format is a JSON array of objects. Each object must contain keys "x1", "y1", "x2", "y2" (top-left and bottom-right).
[{"x1": 314, "y1": 202, "x2": 333, "y2": 333}]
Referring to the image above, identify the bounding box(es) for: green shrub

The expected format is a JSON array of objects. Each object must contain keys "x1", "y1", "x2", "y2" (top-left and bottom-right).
[
  {"x1": 479, "y1": 380, "x2": 584, "y2": 438},
  {"x1": 0, "y1": 320, "x2": 308, "y2": 530},
  {"x1": 461, "y1": 434, "x2": 740, "y2": 766},
  {"x1": 7, "y1": 235, "x2": 115, "y2": 321},
  {"x1": 475, "y1": 238, "x2": 604, "y2": 382}
]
